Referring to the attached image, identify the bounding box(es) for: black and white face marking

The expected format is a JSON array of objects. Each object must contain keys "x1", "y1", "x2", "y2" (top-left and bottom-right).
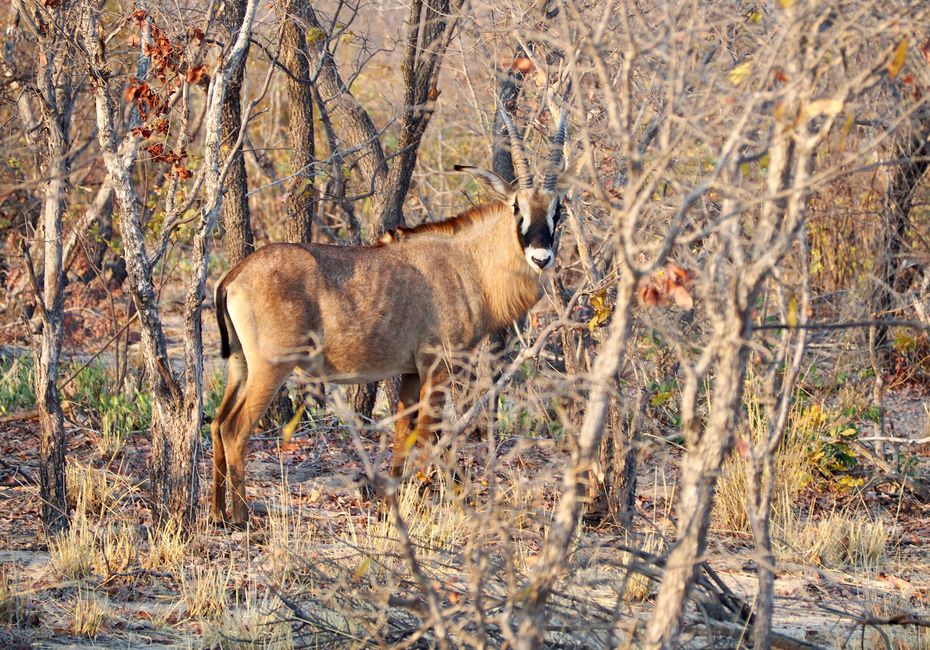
[{"x1": 514, "y1": 192, "x2": 561, "y2": 273}]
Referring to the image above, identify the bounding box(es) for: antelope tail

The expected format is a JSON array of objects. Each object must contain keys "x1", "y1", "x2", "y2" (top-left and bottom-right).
[{"x1": 215, "y1": 281, "x2": 232, "y2": 359}]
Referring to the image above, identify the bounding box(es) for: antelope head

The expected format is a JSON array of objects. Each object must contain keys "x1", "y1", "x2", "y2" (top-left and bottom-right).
[{"x1": 455, "y1": 107, "x2": 572, "y2": 273}]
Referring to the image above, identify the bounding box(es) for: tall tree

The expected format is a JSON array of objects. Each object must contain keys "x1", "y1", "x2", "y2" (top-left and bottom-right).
[
  {"x1": 277, "y1": 0, "x2": 316, "y2": 244},
  {"x1": 375, "y1": 0, "x2": 465, "y2": 235},
  {"x1": 16, "y1": 0, "x2": 76, "y2": 535},
  {"x1": 220, "y1": 0, "x2": 254, "y2": 265},
  {"x1": 81, "y1": 0, "x2": 258, "y2": 524}
]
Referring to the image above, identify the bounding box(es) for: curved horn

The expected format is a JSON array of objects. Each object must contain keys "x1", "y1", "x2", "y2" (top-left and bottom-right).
[
  {"x1": 543, "y1": 107, "x2": 568, "y2": 192},
  {"x1": 499, "y1": 107, "x2": 533, "y2": 189}
]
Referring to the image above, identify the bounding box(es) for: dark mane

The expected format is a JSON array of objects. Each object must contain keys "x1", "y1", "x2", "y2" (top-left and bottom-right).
[{"x1": 378, "y1": 201, "x2": 504, "y2": 244}]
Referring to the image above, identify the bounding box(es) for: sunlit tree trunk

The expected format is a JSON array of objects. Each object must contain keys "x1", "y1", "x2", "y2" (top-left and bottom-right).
[
  {"x1": 220, "y1": 0, "x2": 254, "y2": 265},
  {"x1": 32, "y1": 30, "x2": 71, "y2": 536},
  {"x1": 278, "y1": 0, "x2": 316, "y2": 244}
]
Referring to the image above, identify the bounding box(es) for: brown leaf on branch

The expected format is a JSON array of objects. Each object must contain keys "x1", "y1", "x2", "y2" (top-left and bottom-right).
[
  {"x1": 146, "y1": 143, "x2": 165, "y2": 161},
  {"x1": 638, "y1": 264, "x2": 696, "y2": 310},
  {"x1": 510, "y1": 57, "x2": 534, "y2": 74},
  {"x1": 186, "y1": 65, "x2": 207, "y2": 85}
]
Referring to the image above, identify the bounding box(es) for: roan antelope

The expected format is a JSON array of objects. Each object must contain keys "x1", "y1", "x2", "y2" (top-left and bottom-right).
[{"x1": 210, "y1": 109, "x2": 572, "y2": 525}]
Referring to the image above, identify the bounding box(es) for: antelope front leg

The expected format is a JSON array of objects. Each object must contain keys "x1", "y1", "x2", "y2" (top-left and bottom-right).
[
  {"x1": 391, "y1": 373, "x2": 421, "y2": 477},
  {"x1": 409, "y1": 366, "x2": 449, "y2": 471},
  {"x1": 225, "y1": 432, "x2": 250, "y2": 526}
]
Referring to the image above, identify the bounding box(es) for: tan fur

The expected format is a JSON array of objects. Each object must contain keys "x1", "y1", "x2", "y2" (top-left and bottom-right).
[{"x1": 210, "y1": 193, "x2": 558, "y2": 525}]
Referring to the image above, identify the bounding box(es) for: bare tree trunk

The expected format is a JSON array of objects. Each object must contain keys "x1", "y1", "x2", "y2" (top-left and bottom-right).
[
  {"x1": 220, "y1": 0, "x2": 254, "y2": 265},
  {"x1": 375, "y1": 0, "x2": 463, "y2": 235},
  {"x1": 278, "y1": 0, "x2": 315, "y2": 244},
  {"x1": 874, "y1": 115, "x2": 930, "y2": 364},
  {"x1": 588, "y1": 388, "x2": 641, "y2": 529},
  {"x1": 645, "y1": 328, "x2": 749, "y2": 648},
  {"x1": 302, "y1": 5, "x2": 385, "y2": 205},
  {"x1": 81, "y1": 0, "x2": 257, "y2": 524},
  {"x1": 30, "y1": 18, "x2": 72, "y2": 534},
  {"x1": 516, "y1": 275, "x2": 638, "y2": 648}
]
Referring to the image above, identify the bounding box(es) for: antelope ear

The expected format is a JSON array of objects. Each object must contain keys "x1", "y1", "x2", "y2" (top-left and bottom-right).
[
  {"x1": 453, "y1": 164, "x2": 515, "y2": 198},
  {"x1": 555, "y1": 156, "x2": 584, "y2": 198}
]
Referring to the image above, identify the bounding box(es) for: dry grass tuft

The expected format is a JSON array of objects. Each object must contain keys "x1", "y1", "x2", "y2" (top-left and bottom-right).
[
  {"x1": 49, "y1": 513, "x2": 95, "y2": 580},
  {"x1": 97, "y1": 411, "x2": 126, "y2": 458},
  {"x1": 66, "y1": 460, "x2": 132, "y2": 516},
  {"x1": 859, "y1": 590, "x2": 930, "y2": 650},
  {"x1": 621, "y1": 532, "x2": 664, "y2": 602},
  {"x1": 181, "y1": 564, "x2": 229, "y2": 620},
  {"x1": 203, "y1": 585, "x2": 293, "y2": 649},
  {"x1": 69, "y1": 588, "x2": 110, "y2": 638},
  {"x1": 94, "y1": 523, "x2": 139, "y2": 576},
  {"x1": 0, "y1": 569, "x2": 28, "y2": 626},
  {"x1": 713, "y1": 397, "x2": 815, "y2": 534},
  {"x1": 778, "y1": 510, "x2": 887, "y2": 570},
  {"x1": 143, "y1": 517, "x2": 190, "y2": 571},
  {"x1": 263, "y1": 481, "x2": 316, "y2": 583}
]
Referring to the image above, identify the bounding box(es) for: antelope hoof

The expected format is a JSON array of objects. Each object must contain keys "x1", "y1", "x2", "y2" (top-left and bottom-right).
[
  {"x1": 209, "y1": 510, "x2": 228, "y2": 528},
  {"x1": 354, "y1": 471, "x2": 385, "y2": 501}
]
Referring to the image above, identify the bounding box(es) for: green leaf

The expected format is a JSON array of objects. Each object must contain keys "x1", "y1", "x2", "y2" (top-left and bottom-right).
[{"x1": 353, "y1": 556, "x2": 371, "y2": 581}]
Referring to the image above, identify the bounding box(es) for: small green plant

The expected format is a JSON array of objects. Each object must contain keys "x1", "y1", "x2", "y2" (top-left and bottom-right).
[
  {"x1": 0, "y1": 356, "x2": 35, "y2": 415},
  {"x1": 204, "y1": 369, "x2": 225, "y2": 421},
  {"x1": 67, "y1": 362, "x2": 151, "y2": 455}
]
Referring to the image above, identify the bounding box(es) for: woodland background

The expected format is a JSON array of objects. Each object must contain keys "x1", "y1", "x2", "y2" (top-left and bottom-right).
[{"x1": 1, "y1": 0, "x2": 930, "y2": 647}]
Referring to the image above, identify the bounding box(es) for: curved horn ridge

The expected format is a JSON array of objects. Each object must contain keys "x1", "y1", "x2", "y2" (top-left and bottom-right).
[
  {"x1": 543, "y1": 107, "x2": 569, "y2": 192},
  {"x1": 500, "y1": 108, "x2": 533, "y2": 189}
]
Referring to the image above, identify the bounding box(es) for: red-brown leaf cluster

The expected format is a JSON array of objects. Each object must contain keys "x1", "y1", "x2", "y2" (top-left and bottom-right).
[
  {"x1": 186, "y1": 65, "x2": 206, "y2": 85},
  {"x1": 638, "y1": 263, "x2": 696, "y2": 310}
]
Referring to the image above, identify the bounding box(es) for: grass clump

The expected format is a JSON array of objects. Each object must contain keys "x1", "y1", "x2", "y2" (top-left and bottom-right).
[
  {"x1": 143, "y1": 517, "x2": 190, "y2": 572},
  {"x1": 69, "y1": 588, "x2": 110, "y2": 637},
  {"x1": 203, "y1": 585, "x2": 293, "y2": 649},
  {"x1": 620, "y1": 532, "x2": 664, "y2": 602},
  {"x1": 49, "y1": 514, "x2": 95, "y2": 581},
  {"x1": 66, "y1": 460, "x2": 132, "y2": 515},
  {"x1": 94, "y1": 523, "x2": 139, "y2": 576},
  {"x1": 778, "y1": 509, "x2": 887, "y2": 570},
  {"x1": 0, "y1": 569, "x2": 29, "y2": 626},
  {"x1": 180, "y1": 564, "x2": 229, "y2": 620}
]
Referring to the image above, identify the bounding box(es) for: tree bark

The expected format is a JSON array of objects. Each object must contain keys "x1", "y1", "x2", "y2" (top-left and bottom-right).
[
  {"x1": 31, "y1": 18, "x2": 72, "y2": 534},
  {"x1": 220, "y1": 0, "x2": 254, "y2": 265},
  {"x1": 516, "y1": 275, "x2": 638, "y2": 648},
  {"x1": 874, "y1": 116, "x2": 930, "y2": 364},
  {"x1": 645, "y1": 331, "x2": 749, "y2": 649},
  {"x1": 375, "y1": 0, "x2": 463, "y2": 235},
  {"x1": 81, "y1": 0, "x2": 258, "y2": 524},
  {"x1": 277, "y1": 0, "x2": 316, "y2": 244},
  {"x1": 301, "y1": 5, "x2": 386, "y2": 207}
]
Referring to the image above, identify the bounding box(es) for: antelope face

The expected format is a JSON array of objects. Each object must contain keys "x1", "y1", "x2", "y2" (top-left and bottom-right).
[{"x1": 514, "y1": 190, "x2": 561, "y2": 273}]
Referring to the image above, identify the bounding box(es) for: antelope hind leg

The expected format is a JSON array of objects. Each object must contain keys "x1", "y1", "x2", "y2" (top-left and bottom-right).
[
  {"x1": 223, "y1": 362, "x2": 293, "y2": 526},
  {"x1": 209, "y1": 354, "x2": 247, "y2": 525}
]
